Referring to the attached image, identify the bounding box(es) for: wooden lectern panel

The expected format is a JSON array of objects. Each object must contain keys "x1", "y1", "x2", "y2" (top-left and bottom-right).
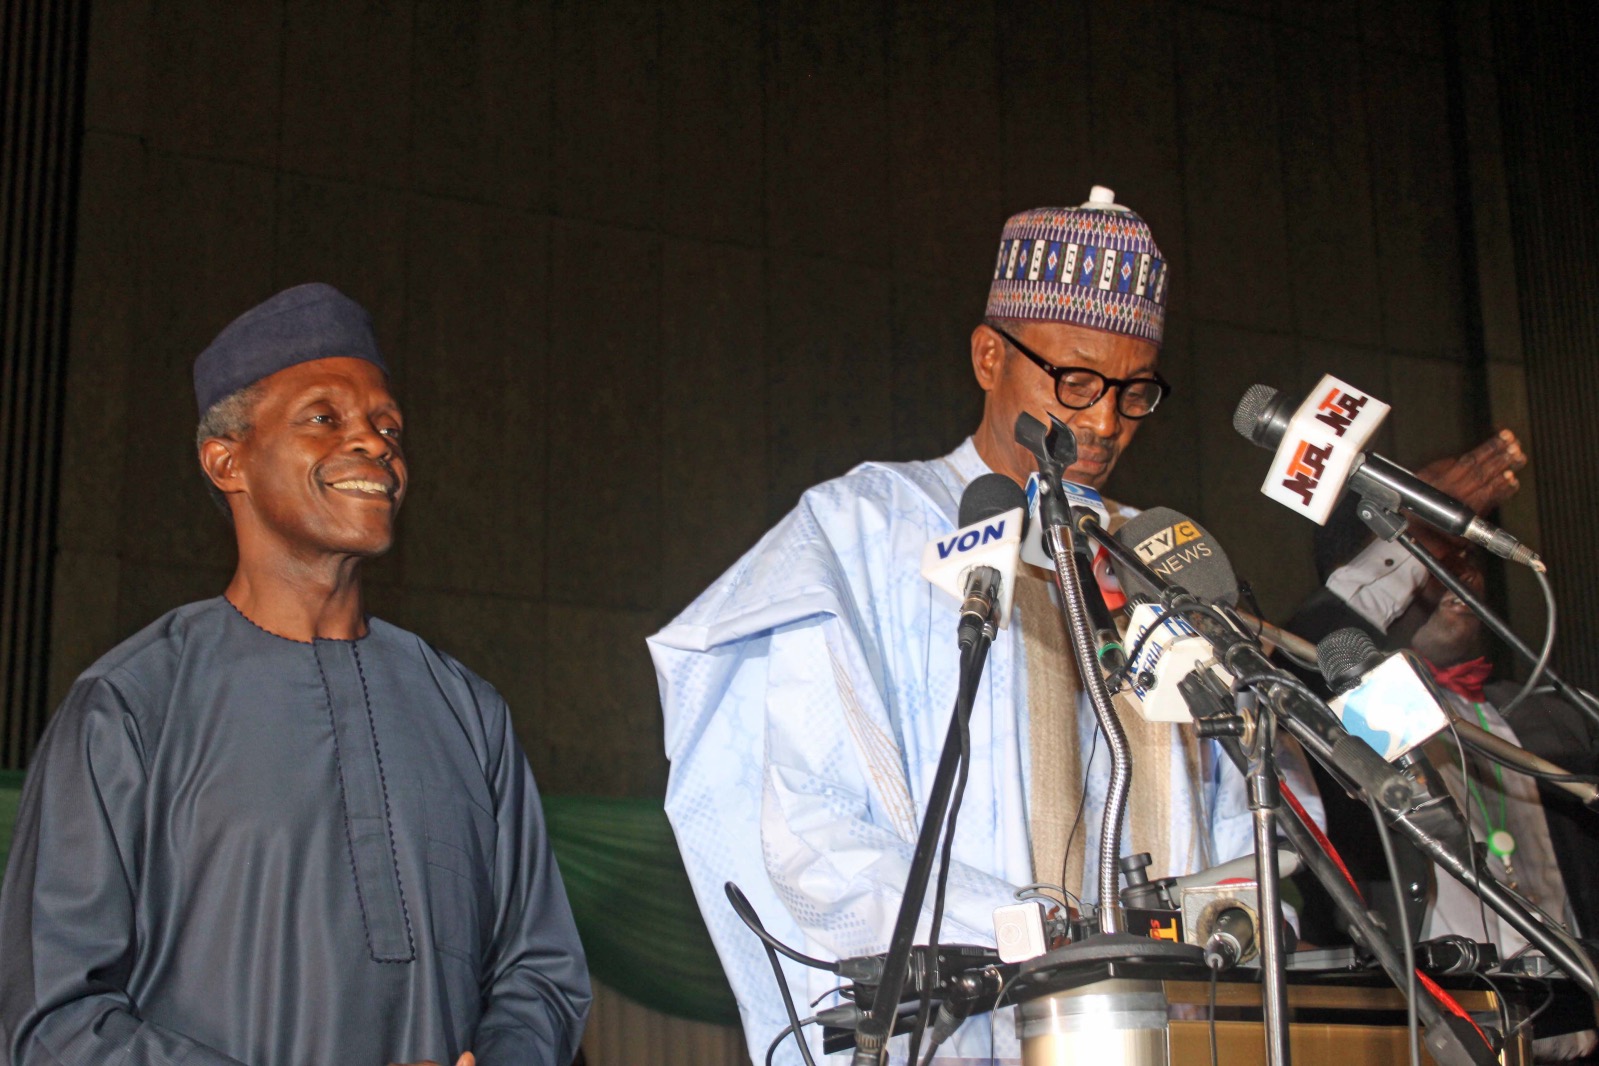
[{"x1": 1161, "y1": 979, "x2": 1526, "y2": 1066}]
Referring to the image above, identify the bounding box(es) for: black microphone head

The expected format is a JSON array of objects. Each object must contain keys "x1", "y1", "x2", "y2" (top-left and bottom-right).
[
  {"x1": 1231, "y1": 384, "x2": 1277, "y2": 438},
  {"x1": 1316, "y1": 627, "x2": 1385, "y2": 695},
  {"x1": 1113, "y1": 507, "x2": 1239, "y2": 606},
  {"x1": 959, "y1": 473, "x2": 1027, "y2": 528},
  {"x1": 1232, "y1": 384, "x2": 1298, "y2": 449}
]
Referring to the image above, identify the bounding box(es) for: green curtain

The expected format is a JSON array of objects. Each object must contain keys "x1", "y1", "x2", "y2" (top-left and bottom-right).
[
  {"x1": 542, "y1": 795, "x2": 741, "y2": 1027},
  {"x1": 0, "y1": 770, "x2": 21, "y2": 879},
  {"x1": 0, "y1": 776, "x2": 739, "y2": 1028}
]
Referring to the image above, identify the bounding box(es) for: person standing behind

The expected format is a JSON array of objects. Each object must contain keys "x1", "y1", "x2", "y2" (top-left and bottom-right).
[
  {"x1": 1397, "y1": 555, "x2": 1594, "y2": 1062},
  {"x1": 0, "y1": 284, "x2": 590, "y2": 1066}
]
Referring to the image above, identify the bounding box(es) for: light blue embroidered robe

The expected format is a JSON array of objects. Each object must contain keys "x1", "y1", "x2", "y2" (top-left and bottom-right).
[{"x1": 649, "y1": 438, "x2": 1320, "y2": 1064}]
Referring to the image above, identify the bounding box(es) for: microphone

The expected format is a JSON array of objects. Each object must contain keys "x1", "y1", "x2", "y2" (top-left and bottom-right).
[
  {"x1": 1020, "y1": 475, "x2": 1126, "y2": 671},
  {"x1": 922, "y1": 474, "x2": 1027, "y2": 648},
  {"x1": 1020, "y1": 473, "x2": 1109, "y2": 569},
  {"x1": 1104, "y1": 509, "x2": 1244, "y2": 723},
  {"x1": 1316, "y1": 628, "x2": 1451, "y2": 763},
  {"x1": 1242, "y1": 621, "x2": 1599, "y2": 806},
  {"x1": 1175, "y1": 851, "x2": 1301, "y2": 970},
  {"x1": 1120, "y1": 597, "x2": 1235, "y2": 723},
  {"x1": 1111, "y1": 507, "x2": 1241, "y2": 607},
  {"x1": 1204, "y1": 907, "x2": 1255, "y2": 972},
  {"x1": 1107, "y1": 509, "x2": 1417, "y2": 809},
  {"x1": 1234, "y1": 380, "x2": 1543, "y2": 570}
]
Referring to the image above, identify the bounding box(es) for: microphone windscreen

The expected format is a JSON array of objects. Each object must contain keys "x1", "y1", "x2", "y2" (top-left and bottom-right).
[
  {"x1": 1113, "y1": 507, "x2": 1240, "y2": 606},
  {"x1": 1232, "y1": 384, "x2": 1283, "y2": 446},
  {"x1": 960, "y1": 473, "x2": 1027, "y2": 528},
  {"x1": 1316, "y1": 627, "x2": 1385, "y2": 695}
]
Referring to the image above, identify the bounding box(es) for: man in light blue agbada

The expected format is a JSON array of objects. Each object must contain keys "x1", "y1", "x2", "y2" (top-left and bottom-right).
[{"x1": 649, "y1": 190, "x2": 1321, "y2": 1064}]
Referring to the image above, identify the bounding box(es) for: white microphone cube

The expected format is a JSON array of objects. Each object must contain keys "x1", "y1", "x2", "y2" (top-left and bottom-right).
[
  {"x1": 1330, "y1": 651, "x2": 1450, "y2": 761},
  {"x1": 921, "y1": 506, "x2": 1025, "y2": 628},
  {"x1": 1260, "y1": 373, "x2": 1389, "y2": 525},
  {"x1": 1124, "y1": 603, "x2": 1232, "y2": 723},
  {"x1": 993, "y1": 901, "x2": 1048, "y2": 963}
]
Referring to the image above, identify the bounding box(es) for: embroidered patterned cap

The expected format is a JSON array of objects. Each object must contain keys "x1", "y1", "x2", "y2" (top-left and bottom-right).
[{"x1": 985, "y1": 186, "x2": 1169, "y2": 346}]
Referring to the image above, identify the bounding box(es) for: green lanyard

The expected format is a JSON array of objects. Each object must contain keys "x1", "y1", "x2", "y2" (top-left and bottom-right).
[{"x1": 1463, "y1": 702, "x2": 1516, "y2": 860}]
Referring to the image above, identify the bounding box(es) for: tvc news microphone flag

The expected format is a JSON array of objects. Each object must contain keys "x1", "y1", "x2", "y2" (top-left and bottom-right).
[
  {"x1": 1110, "y1": 508, "x2": 1243, "y2": 724},
  {"x1": 1115, "y1": 506, "x2": 1241, "y2": 607},
  {"x1": 920, "y1": 476, "x2": 1026, "y2": 627},
  {"x1": 1259, "y1": 374, "x2": 1389, "y2": 525}
]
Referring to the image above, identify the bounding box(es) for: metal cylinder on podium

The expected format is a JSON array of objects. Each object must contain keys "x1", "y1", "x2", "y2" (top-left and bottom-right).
[{"x1": 1017, "y1": 977, "x2": 1170, "y2": 1066}]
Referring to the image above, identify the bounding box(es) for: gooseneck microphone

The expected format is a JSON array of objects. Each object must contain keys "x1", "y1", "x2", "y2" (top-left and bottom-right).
[{"x1": 1233, "y1": 383, "x2": 1542, "y2": 570}]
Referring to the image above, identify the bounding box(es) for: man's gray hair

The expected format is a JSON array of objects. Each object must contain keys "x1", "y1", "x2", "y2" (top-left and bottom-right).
[
  {"x1": 984, "y1": 316, "x2": 1032, "y2": 339},
  {"x1": 195, "y1": 383, "x2": 263, "y2": 516}
]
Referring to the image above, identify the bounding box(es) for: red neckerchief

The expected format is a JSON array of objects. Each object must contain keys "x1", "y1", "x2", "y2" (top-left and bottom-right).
[{"x1": 1425, "y1": 656, "x2": 1493, "y2": 703}]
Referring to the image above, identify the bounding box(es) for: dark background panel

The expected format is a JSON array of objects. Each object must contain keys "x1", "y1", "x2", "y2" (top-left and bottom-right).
[{"x1": 2, "y1": 0, "x2": 1591, "y2": 820}]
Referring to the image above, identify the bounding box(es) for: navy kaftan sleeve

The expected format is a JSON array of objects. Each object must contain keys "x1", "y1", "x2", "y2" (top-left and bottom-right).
[
  {"x1": 0, "y1": 675, "x2": 245, "y2": 1066},
  {"x1": 469, "y1": 685, "x2": 591, "y2": 1064}
]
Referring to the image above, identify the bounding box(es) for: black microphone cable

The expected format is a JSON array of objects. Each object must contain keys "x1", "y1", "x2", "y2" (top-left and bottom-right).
[
  {"x1": 1450, "y1": 731, "x2": 1599, "y2": 784},
  {"x1": 725, "y1": 882, "x2": 839, "y2": 973},
  {"x1": 766, "y1": 1015, "x2": 820, "y2": 1066},
  {"x1": 725, "y1": 882, "x2": 829, "y2": 1066},
  {"x1": 1499, "y1": 566, "x2": 1558, "y2": 718}
]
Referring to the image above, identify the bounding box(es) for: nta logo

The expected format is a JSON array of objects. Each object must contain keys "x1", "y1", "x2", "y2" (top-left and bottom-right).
[
  {"x1": 1281, "y1": 439, "x2": 1334, "y2": 506},
  {"x1": 1312, "y1": 386, "x2": 1371, "y2": 438}
]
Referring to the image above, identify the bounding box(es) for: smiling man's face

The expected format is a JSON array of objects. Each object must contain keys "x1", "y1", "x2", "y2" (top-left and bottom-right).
[
  {"x1": 1410, "y1": 555, "x2": 1487, "y2": 667},
  {"x1": 218, "y1": 356, "x2": 407, "y2": 561}
]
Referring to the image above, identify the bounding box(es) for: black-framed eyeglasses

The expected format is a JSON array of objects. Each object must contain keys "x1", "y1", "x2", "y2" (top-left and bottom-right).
[{"x1": 986, "y1": 322, "x2": 1170, "y2": 419}]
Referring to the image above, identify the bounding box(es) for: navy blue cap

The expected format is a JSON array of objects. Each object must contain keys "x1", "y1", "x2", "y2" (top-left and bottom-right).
[{"x1": 193, "y1": 283, "x2": 388, "y2": 416}]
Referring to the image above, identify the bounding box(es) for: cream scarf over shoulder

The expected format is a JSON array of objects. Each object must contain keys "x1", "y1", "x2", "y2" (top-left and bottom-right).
[{"x1": 1016, "y1": 499, "x2": 1206, "y2": 904}]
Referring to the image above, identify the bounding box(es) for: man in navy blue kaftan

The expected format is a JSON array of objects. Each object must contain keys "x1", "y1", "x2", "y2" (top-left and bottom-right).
[{"x1": 0, "y1": 284, "x2": 590, "y2": 1066}]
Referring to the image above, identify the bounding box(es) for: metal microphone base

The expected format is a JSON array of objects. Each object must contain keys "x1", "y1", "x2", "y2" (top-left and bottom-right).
[
  {"x1": 1018, "y1": 977, "x2": 1170, "y2": 1066},
  {"x1": 1012, "y1": 937, "x2": 1205, "y2": 1066}
]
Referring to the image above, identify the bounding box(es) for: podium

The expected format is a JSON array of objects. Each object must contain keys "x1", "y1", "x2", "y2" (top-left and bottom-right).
[
  {"x1": 1162, "y1": 978, "x2": 1517, "y2": 1066},
  {"x1": 1010, "y1": 951, "x2": 1585, "y2": 1066}
]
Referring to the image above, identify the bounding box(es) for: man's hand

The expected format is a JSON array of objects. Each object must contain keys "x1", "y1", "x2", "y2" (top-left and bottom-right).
[
  {"x1": 1406, "y1": 430, "x2": 1527, "y2": 563},
  {"x1": 1413, "y1": 428, "x2": 1527, "y2": 516},
  {"x1": 391, "y1": 1054, "x2": 474, "y2": 1066}
]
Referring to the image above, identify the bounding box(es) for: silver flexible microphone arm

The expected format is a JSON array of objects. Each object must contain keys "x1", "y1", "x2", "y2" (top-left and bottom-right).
[{"x1": 1015, "y1": 412, "x2": 1131, "y2": 931}]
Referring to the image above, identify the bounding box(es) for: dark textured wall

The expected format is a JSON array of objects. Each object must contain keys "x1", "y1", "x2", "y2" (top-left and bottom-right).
[
  {"x1": 1492, "y1": 0, "x2": 1599, "y2": 691},
  {"x1": 1, "y1": 0, "x2": 89, "y2": 769},
  {"x1": 47, "y1": 0, "x2": 1530, "y2": 797}
]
